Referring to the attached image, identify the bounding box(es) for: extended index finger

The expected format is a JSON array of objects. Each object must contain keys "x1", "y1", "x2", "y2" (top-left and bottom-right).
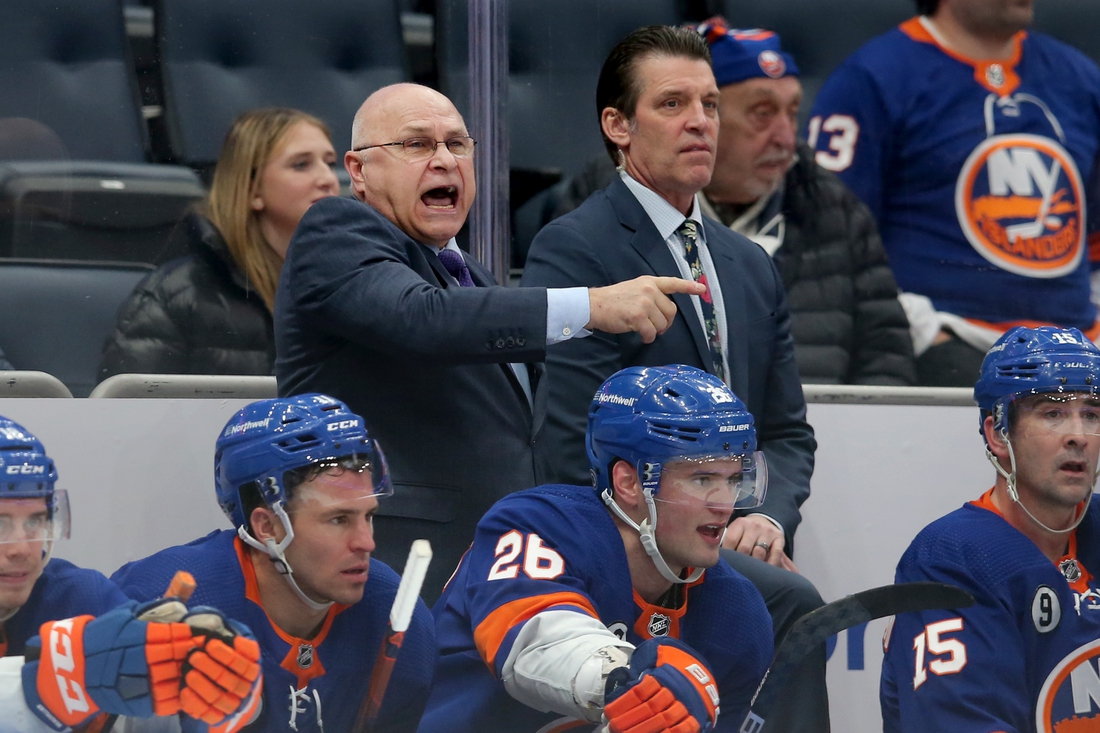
[{"x1": 652, "y1": 276, "x2": 706, "y2": 296}]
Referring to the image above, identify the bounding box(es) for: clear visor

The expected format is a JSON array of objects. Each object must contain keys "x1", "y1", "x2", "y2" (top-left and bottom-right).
[
  {"x1": 653, "y1": 452, "x2": 768, "y2": 511},
  {"x1": 0, "y1": 488, "x2": 70, "y2": 545},
  {"x1": 283, "y1": 452, "x2": 394, "y2": 504},
  {"x1": 1012, "y1": 393, "x2": 1100, "y2": 438}
]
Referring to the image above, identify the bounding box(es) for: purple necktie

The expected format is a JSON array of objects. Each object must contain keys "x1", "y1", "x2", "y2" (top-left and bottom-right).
[{"x1": 438, "y1": 248, "x2": 475, "y2": 287}]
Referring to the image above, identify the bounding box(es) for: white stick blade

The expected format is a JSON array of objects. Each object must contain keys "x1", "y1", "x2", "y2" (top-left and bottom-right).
[{"x1": 391, "y1": 539, "x2": 432, "y2": 632}]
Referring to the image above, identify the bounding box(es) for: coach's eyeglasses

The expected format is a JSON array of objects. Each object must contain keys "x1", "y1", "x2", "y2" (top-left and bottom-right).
[{"x1": 354, "y1": 136, "x2": 477, "y2": 161}]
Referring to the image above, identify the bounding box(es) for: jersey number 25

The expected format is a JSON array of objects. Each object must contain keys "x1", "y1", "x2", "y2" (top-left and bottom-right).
[{"x1": 488, "y1": 530, "x2": 566, "y2": 581}]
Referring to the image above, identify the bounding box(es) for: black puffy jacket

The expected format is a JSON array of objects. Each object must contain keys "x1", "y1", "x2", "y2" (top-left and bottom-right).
[
  {"x1": 552, "y1": 147, "x2": 916, "y2": 385},
  {"x1": 767, "y1": 144, "x2": 916, "y2": 385},
  {"x1": 98, "y1": 213, "x2": 274, "y2": 380}
]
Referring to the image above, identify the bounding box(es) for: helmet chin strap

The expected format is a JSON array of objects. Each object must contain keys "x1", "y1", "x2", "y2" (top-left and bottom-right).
[
  {"x1": 601, "y1": 487, "x2": 704, "y2": 585},
  {"x1": 237, "y1": 502, "x2": 332, "y2": 613},
  {"x1": 986, "y1": 431, "x2": 1096, "y2": 536}
]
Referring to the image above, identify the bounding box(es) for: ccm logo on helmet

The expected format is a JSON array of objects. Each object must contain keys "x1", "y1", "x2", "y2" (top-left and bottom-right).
[
  {"x1": 6, "y1": 464, "x2": 45, "y2": 475},
  {"x1": 327, "y1": 420, "x2": 359, "y2": 431}
]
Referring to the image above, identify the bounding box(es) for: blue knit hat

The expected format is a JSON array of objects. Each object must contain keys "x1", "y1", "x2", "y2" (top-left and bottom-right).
[{"x1": 697, "y1": 17, "x2": 799, "y2": 87}]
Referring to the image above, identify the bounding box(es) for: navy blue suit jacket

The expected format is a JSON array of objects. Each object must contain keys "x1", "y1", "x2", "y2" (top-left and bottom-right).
[
  {"x1": 521, "y1": 176, "x2": 815, "y2": 542},
  {"x1": 275, "y1": 196, "x2": 549, "y2": 597}
]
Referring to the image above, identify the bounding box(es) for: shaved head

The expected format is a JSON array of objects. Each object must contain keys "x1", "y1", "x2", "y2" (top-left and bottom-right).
[
  {"x1": 344, "y1": 83, "x2": 476, "y2": 247},
  {"x1": 351, "y1": 84, "x2": 462, "y2": 151}
]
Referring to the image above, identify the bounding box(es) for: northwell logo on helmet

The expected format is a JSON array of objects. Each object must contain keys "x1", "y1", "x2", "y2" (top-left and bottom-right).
[
  {"x1": 222, "y1": 418, "x2": 272, "y2": 439},
  {"x1": 595, "y1": 392, "x2": 637, "y2": 407}
]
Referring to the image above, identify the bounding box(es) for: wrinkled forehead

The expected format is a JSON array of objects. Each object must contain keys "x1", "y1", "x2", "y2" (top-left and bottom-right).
[
  {"x1": 662, "y1": 454, "x2": 745, "y2": 476},
  {"x1": 1016, "y1": 391, "x2": 1100, "y2": 410},
  {"x1": 0, "y1": 497, "x2": 47, "y2": 516},
  {"x1": 288, "y1": 471, "x2": 379, "y2": 512},
  {"x1": 373, "y1": 90, "x2": 468, "y2": 140}
]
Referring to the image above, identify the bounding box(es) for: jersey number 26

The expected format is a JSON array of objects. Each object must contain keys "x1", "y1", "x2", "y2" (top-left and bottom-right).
[{"x1": 488, "y1": 531, "x2": 566, "y2": 581}]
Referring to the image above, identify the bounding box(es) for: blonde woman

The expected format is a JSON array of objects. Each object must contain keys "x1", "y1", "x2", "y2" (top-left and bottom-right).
[{"x1": 100, "y1": 108, "x2": 338, "y2": 379}]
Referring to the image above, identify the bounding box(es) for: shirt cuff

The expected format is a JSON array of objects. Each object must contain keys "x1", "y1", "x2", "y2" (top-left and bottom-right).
[
  {"x1": 751, "y1": 513, "x2": 785, "y2": 534},
  {"x1": 547, "y1": 287, "x2": 592, "y2": 344}
]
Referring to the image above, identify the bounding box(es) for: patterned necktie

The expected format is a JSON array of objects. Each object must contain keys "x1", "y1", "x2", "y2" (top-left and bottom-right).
[
  {"x1": 437, "y1": 248, "x2": 475, "y2": 287},
  {"x1": 676, "y1": 219, "x2": 728, "y2": 384}
]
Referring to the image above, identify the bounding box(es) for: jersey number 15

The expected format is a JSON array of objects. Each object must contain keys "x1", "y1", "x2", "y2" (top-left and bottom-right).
[{"x1": 913, "y1": 618, "x2": 968, "y2": 689}]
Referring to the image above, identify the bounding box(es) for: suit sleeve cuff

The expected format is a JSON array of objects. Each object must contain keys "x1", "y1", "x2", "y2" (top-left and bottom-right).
[{"x1": 546, "y1": 287, "x2": 592, "y2": 344}]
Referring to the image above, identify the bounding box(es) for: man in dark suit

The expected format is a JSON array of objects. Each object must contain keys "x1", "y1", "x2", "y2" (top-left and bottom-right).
[
  {"x1": 521, "y1": 26, "x2": 827, "y2": 731},
  {"x1": 274, "y1": 83, "x2": 702, "y2": 601}
]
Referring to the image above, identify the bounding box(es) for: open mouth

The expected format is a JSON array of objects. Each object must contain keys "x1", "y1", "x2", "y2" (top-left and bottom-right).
[
  {"x1": 1061, "y1": 460, "x2": 1087, "y2": 475},
  {"x1": 698, "y1": 524, "x2": 724, "y2": 542},
  {"x1": 422, "y1": 185, "x2": 458, "y2": 209}
]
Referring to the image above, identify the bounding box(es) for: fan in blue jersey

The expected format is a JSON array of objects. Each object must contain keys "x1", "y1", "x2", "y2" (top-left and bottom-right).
[
  {"x1": 881, "y1": 325, "x2": 1100, "y2": 731},
  {"x1": 808, "y1": 0, "x2": 1100, "y2": 387},
  {"x1": 0, "y1": 418, "x2": 261, "y2": 733},
  {"x1": 422, "y1": 365, "x2": 774, "y2": 733},
  {"x1": 111, "y1": 394, "x2": 437, "y2": 733}
]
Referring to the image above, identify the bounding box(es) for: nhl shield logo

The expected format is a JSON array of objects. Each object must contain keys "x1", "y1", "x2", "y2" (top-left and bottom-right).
[
  {"x1": 296, "y1": 643, "x2": 314, "y2": 669},
  {"x1": 648, "y1": 613, "x2": 671, "y2": 637},
  {"x1": 757, "y1": 50, "x2": 786, "y2": 78},
  {"x1": 986, "y1": 63, "x2": 1006, "y2": 89},
  {"x1": 1060, "y1": 558, "x2": 1083, "y2": 583}
]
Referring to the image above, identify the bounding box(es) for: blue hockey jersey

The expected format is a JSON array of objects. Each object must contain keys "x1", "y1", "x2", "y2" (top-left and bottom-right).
[
  {"x1": 809, "y1": 17, "x2": 1100, "y2": 334},
  {"x1": 112, "y1": 529, "x2": 437, "y2": 733},
  {"x1": 882, "y1": 489, "x2": 1100, "y2": 732},
  {"x1": 422, "y1": 484, "x2": 773, "y2": 733},
  {"x1": 1, "y1": 558, "x2": 126, "y2": 658}
]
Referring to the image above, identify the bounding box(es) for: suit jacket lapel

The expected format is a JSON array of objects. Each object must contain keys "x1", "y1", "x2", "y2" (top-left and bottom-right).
[{"x1": 606, "y1": 177, "x2": 715, "y2": 373}]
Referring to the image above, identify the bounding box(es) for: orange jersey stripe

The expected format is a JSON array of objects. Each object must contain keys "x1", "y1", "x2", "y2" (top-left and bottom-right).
[
  {"x1": 1089, "y1": 231, "x2": 1100, "y2": 263},
  {"x1": 899, "y1": 17, "x2": 1024, "y2": 96},
  {"x1": 962, "y1": 316, "x2": 1100, "y2": 343},
  {"x1": 473, "y1": 592, "x2": 599, "y2": 670}
]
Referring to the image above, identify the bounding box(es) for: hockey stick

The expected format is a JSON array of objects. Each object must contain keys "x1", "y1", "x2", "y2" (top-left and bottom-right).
[
  {"x1": 353, "y1": 539, "x2": 433, "y2": 733},
  {"x1": 738, "y1": 581, "x2": 975, "y2": 733}
]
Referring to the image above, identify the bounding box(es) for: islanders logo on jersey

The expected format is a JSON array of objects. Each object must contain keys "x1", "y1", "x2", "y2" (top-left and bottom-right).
[
  {"x1": 1036, "y1": 639, "x2": 1100, "y2": 731},
  {"x1": 955, "y1": 133, "x2": 1085, "y2": 279}
]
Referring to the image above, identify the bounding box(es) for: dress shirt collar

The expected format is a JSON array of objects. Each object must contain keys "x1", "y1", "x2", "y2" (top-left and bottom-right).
[{"x1": 619, "y1": 170, "x2": 706, "y2": 244}]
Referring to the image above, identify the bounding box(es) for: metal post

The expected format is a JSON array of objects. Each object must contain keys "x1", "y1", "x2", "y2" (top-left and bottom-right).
[{"x1": 467, "y1": 0, "x2": 509, "y2": 284}]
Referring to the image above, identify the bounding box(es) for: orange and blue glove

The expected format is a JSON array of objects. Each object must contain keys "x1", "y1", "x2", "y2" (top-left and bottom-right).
[
  {"x1": 20, "y1": 599, "x2": 261, "y2": 732},
  {"x1": 603, "y1": 637, "x2": 720, "y2": 733},
  {"x1": 177, "y1": 606, "x2": 263, "y2": 733}
]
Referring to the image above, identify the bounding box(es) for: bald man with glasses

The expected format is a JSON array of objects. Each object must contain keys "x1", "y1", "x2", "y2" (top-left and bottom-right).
[{"x1": 274, "y1": 83, "x2": 703, "y2": 600}]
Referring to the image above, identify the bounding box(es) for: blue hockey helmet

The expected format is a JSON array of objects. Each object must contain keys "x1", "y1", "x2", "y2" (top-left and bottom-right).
[
  {"x1": 215, "y1": 393, "x2": 392, "y2": 530},
  {"x1": 586, "y1": 365, "x2": 767, "y2": 585},
  {"x1": 586, "y1": 365, "x2": 766, "y2": 509},
  {"x1": 0, "y1": 416, "x2": 70, "y2": 546},
  {"x1": 974, "y1": 326, "x2": 1100, "y2": 439}
]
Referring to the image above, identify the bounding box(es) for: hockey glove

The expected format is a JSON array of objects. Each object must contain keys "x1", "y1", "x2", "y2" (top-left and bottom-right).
[
  {"x1": 177, "y1": 606, "x2": 263, "y2": 733},
  {"x1": 21, "y1": 598, "x2": 202, "y2": 731},
  {"x1": 603, "y1": 637, "x2": 720, "y2": 733}
]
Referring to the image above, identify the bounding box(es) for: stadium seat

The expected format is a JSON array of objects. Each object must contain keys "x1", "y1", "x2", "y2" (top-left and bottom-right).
[
  {"x1": 0, "y1": 0, "x2": 205, "y2": 265},
  {"x1": 0, "y1": 372, "x2": 74, "y2": 399},
  {"x1": 155, "y1": 0, "x2": 408, "y2": 167},
  {"x1": 90, "y1": 373, "x2": 277, "y2": 399},
  {"x1": 0, "y1": 260, "x2": 155, "y2": 398}
]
